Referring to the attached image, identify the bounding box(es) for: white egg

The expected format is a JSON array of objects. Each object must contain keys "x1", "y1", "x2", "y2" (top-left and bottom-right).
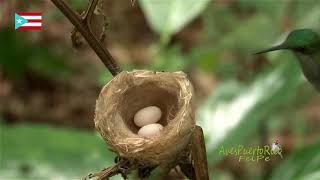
[
  {"x1": 134, "y1": 106, "x2": 162, "y2": 127},
  {"x1": 138, "y1": 123, "x2": 163, "y2": 138}
]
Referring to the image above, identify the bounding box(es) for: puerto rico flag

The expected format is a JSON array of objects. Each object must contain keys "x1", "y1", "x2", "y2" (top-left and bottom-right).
[{"x1": 15, "y1": 12, "x2": 42, "y2": 30}]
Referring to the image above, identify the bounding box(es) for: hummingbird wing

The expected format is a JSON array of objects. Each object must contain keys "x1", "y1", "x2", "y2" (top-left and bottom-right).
[{"x1": 294, "y1": 52, "x2": 320, "y2": 91}]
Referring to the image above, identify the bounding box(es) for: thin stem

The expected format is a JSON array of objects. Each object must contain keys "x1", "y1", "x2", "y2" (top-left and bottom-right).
[
  {"x1": 51, "y1": 0, "x2": 121, "y2": 76},
  {"x1": 83, "y1": 0, "x2": 99, "y2": 27}
]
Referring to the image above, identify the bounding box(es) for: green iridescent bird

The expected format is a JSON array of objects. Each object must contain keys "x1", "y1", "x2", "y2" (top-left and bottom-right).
[{"x1": 255, "y1": 29, "x2": 320, "y2": 91}]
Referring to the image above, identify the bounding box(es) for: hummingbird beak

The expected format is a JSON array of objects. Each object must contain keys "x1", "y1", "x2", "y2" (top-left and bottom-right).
[{"x1": 254, "y1": 44, "x2": 288, "y2": 55}]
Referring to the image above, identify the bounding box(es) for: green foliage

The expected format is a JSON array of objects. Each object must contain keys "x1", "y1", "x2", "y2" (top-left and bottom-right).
[
  {"x1": 294, "y1": 3, "x2": 320, "y2": 31},
  {"x1": 190, "y1": 14, "x2": 278, "y2": 76},
  {"x1": 0, "y1": 31, "x2": 73, "y2": 79},
  {"x1": 97, "y1": 68, "x2": 113, "y2": 86},
  {"x1": 270, "y1": 141, "x2": 320, "y2": 180},
  {"x1": 2, "y1": 0, "x2": 320, "y2": 179},
  {"x1": 139, "y1": 0, "x2": 210, "y2": 44},
  {"x1": 147, "y1": 45, "x2": 190, "y2": 72},
  {"x1": 193, "y1": 1, "x2": 320, "y2": 175},
  {"x1": 192, "y1": 0, "x2": 320, "y2": 178},
  {"x1": 0, "y1": 122, "x2": 115, "y2": 179},
  {"x1": 237, "y1": 0, "x2": 289, "y2": 24},
  {"x1": 197, "y1": 58, "x2": 302, "y2": 165}
]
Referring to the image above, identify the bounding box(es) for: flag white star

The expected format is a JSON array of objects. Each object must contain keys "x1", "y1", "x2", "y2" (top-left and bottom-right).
[{"x1": 17, "y1": 19, "x2": 22, "y2": 24}]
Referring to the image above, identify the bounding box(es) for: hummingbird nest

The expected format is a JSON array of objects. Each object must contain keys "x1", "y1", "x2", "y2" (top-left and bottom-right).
[{"x1": 94, "y1": 70, "x2": 195, "y2": 177}]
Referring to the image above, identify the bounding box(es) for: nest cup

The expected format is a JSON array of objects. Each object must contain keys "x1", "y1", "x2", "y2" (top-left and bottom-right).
[{"x1": 95, "y1": 70, "x2": 195, "y2": 165}]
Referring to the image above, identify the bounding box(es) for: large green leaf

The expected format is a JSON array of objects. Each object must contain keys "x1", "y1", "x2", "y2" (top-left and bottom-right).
[
  {"x1": 197, "y1": 56, "x2": 302, "y2": 165},
  {"x1": 139, "y1": 0, "x2": 210, "y2": 44},
  {"x1": 270, "y1": 141, "x2": 320, "y2": 180},
  {"x1": 0, "y1": 123, "x2": 115, "y2": 179}
]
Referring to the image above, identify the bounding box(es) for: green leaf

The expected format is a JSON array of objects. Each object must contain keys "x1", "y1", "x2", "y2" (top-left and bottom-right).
[
  {"x1": 139, "y1": 0, "x2": 210, "y2": 44},
  {"x1": 270, "y1": 141, "x2": 320, "y2": 180},
  {"x1": 0, "y1": 123, "x2": 115, "y2": 179},
  {"x1": 197, "y1": 58, "x2": 302, "y2": 165}
]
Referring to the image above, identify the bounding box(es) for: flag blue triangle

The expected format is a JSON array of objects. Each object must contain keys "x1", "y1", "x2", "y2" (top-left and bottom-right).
[{"x1": 15, "y1": 13, "x2": 28, "y2": 30}]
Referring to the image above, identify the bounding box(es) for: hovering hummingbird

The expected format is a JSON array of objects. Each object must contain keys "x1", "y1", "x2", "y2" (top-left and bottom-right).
[{"x1": 255, "y1": 29, "x2": 320, "y2": 91}]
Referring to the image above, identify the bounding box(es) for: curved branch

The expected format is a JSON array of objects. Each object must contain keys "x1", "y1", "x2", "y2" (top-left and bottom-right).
[{"x1": 51, "y1": 0, "x2": 121, "y2": 76}]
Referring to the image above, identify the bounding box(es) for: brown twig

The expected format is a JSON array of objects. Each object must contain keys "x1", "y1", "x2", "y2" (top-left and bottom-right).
[
  {"x1": 83, "y1": 158, "x2": 132, "y2": 180},
  {"x1": 71, "y1": 0, "x2": 100, "y2": 47},
  {"x1": 191, "y1": 126, "x2": 209, "y2": 180},
  {"x1": 82, "y1": 0, "x2": 99, "y2": 26},
  {"x1": 71, "y1": 0, "x2": 106, "y2": 47},
  {"x1": 178, "y1": 125, "x2": 209, "y2": 180},
  {"x1": 50, "y1": 0, "x2": 121, "y2": 76}
]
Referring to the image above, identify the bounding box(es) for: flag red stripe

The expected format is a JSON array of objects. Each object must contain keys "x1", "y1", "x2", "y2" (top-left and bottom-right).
[
  {"x1": 17, "y1": 12, "x2": 42, "y2": 16},
  {"x1": 27, "y1": 19, "x2": 42, "y2": 23},
  {"x1": 17, "y1": 26, "x2": 42, "y2": 30}
]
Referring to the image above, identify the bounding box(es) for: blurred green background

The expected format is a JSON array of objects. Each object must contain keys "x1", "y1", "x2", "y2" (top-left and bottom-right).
[{"x1": 1, "y1": 0, "x2": 320, "y2": 179}]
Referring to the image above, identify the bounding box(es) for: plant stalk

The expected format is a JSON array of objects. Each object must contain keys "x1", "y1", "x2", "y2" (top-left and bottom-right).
[{"x1": 50, "y1": 0, "x2": 121, "y2": 76}]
